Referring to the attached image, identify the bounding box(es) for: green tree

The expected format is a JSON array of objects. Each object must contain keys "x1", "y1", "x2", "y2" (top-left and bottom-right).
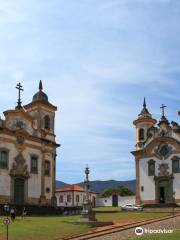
[{"x1": 101, "y1": 185, "x2": 134, "y2": 197}]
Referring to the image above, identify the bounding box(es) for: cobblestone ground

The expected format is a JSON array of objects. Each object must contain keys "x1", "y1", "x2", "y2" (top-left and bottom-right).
[{"x1": 90, "y1": 216, "x2": 180, "y2": 240}]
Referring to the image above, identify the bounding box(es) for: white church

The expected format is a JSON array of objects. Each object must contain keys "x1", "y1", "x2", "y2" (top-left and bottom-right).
[
  {"x1": 132, "y1": 99, "x2": 180, "y2": 205},
  {"x1": 0, "y1": 81, "x2": 59, "y2": 206}
]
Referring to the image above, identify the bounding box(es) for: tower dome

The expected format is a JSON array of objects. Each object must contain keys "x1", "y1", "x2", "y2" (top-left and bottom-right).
[
  {"x1": 133, "y1": 97, "x2": 156, "y2": 125},
  {"x1": 138, "y1": 97, "x2": 152, "y2": 119},
  {"x1": 32, "y1": 80, "x2": 48, "y2": 103}
]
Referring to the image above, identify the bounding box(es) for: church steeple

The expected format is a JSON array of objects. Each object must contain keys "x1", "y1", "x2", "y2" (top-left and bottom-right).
[
  {"x1": 138, "y1": 97, "x2": 152, "y2": 119},
  {"x1": 133, "y1": 98, "x2": 157, "y2": 150},
  {"x1": 143, "y1": 97, "x2": 146, "y2": 108},
  {"x1": 39, "y1": 80, "x2": 43, "y2": 91}
]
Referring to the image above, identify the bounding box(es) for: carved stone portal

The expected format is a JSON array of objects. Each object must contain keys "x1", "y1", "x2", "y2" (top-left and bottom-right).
[{"x1": 9, "y1": 153, "x2": 30, "y2": 178}]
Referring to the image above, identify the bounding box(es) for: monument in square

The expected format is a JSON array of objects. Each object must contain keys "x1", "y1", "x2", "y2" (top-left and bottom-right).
[{"x1": 80, "y1": 166, "x2": 97, "y2": 222}]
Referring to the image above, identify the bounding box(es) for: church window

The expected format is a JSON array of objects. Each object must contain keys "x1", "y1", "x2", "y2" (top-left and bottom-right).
[
  {"x1": 148, "y1": 160, "x2": 155, "y2": 176},
  {"x1": 76, "y1": 195, "x2": 80, "y2": 203},
  {"x1": 67, "y1": 195, "x2": 71, "y2": 202},
  {"x1": 44, "y1": 115, "x2": 50, "y2": 130},
  {"x1": 46, "y1": 187, "x2": 50, "y2": 193},
  {"x1": 141, "y1": 186, "x2": 144, "y2": 192},
  {"x1": 139, "y1": 129, "x2": 144, "y2": 141},
  {"x1": 31, "y1": 156, "x2": 38, "y2": 173},
  {"x1": 59, "y1": 195, "x2": 63, "y2": 203},
  {"x1": 45, "y1": 161, "x2": 51, "y2": 176},
  {"x1": 172, "y1": 157, "x2": 180, "y2": 173},
  {"x1": 0, "y1": 150, "x2": 8, "y2": 169}
]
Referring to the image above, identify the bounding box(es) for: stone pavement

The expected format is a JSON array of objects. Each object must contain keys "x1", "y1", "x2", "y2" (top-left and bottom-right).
[{"x1": 90, "y1": 215, "x2": 180, "y2": 240}]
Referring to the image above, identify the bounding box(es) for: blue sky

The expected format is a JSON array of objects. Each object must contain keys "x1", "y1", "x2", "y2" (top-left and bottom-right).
[{"x1": 0, "y1": 0, "x2": 180, "y2": 183}]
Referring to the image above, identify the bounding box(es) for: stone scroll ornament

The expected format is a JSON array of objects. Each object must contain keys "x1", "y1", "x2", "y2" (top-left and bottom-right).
[
  {"x1": 158, "y1": 163, "x2": 170, "y2": 177},
  {"x1": 154, "y1": 143, "x2": 172, "y2": 159},
  {"x1": 9, "y1": 153, "x2": 30, "y2": 178}
]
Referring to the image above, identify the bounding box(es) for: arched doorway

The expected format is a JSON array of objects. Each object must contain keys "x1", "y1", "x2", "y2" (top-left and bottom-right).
[
  {"x1": 155, "y1": 178, "x2": 173, "y2": 204},
  {"x1": 14, "y1": 178, "x2": 25, "y2": 205}
]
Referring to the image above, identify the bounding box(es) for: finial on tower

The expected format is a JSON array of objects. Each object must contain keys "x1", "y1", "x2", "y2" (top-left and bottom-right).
[
  {"x1": 39, "y1": 80, "x2": 43, "y2": 91},
  {"x1": 143, "y1": 97, "x2": 146, "y2": 108},
  {"x1": 137, "y1": 97, "x2": 151, "y2": 119}
]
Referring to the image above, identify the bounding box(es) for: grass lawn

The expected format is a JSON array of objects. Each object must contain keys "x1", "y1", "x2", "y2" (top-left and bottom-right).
[
  {"x1": 132, "y1": 230, "x2": 180, "y2": 240},
  {"x1": 0, "y1": 209, "x2": 171, "y2": 240},
  {"x1": 93, "y1": 206, "x2": 120, "y2": 212},
  {"x1": 96, "y1": 211, "x2": 169, "y2": 223},
  {"x1": 0, "y1": 216, "x2": 94, "y2": 240}
]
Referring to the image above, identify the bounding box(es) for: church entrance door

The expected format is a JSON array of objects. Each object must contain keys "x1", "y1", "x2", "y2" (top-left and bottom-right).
[
  {"x1": 112, "y1": 195, "x2": 118, "y2": 207},
  {"x1": 157, "y1": 179, "x2": 173, "y2": 204},
  {"x1": 14, "y1": 178, "x2": 25, "y2": 205},
  {"x1": 159, "y1": 187, "x2": 165, "y2": 203}
]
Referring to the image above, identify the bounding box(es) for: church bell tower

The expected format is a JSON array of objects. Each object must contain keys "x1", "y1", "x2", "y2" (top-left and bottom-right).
[
  {"x1": 24, "y1": 80, "x2": 59, "y2": 206},
  {"x1": 133, "y1": 98, "x2": 157, "y2": 150}
]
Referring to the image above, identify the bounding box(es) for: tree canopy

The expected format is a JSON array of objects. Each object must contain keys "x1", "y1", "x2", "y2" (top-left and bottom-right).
[{"x1": 101, "y1": 185, "x2": 134, "y2": 197}]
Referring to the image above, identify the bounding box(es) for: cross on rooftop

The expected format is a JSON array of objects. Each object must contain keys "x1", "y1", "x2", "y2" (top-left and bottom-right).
[
  {"x1": 160, "y1": 104, "x2": 167, "y2": 117},
  {"x1": 16, "y1": 82, "x2": 24, "y2": 109}
]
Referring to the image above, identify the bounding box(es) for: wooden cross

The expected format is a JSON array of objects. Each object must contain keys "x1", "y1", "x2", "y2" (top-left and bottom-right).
[
  {"x1": 160, "y1": 104, "x2": 167, "y2": 117},
  {"x1": 16, "y1": 82, "x2": 24, "y2": 109}
]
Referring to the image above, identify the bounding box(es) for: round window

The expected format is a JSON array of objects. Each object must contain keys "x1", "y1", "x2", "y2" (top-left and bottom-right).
[{"x1": 159, "y1": 145, "x2": 169, "y2": 157}]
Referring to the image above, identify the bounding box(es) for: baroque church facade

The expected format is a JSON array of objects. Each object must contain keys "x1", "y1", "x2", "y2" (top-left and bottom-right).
[
  {"x1": 0, "y1": 81, "x2": 59, "y2": 206},
  {"x1": 132, "y1": 99, "x2": 180, "y2": 205}
]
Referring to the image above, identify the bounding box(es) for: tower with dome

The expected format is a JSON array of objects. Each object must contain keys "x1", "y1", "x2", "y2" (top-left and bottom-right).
[{"x1": 0, "y1": 81, "x2": 59, "y2": 206}]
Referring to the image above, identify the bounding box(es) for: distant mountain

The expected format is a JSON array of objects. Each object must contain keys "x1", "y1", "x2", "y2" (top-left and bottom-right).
[
  {"x1": 77, "y1": 180, "x2": 136, "y2": 193},
  {"x1": 56, "y1": 179, "x2": 136, "y2": 193},
  {"x1": 56, "y1": 180, "x2": 69, "y2": 189}
]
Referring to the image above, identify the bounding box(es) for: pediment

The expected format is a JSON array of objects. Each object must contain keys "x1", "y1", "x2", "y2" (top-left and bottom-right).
[
  {"x1": 4, "y1": 108, "x2": 32, "y2": 122},
  {"x1": 132, "y1": 136, "x2": 180, "y2": 160},
  {"x1": 4, "y1": 109, "x2": 35, "y2": 134},
  {"x1": 145, "y1": 136, "x2": 180, "y2": 160}
]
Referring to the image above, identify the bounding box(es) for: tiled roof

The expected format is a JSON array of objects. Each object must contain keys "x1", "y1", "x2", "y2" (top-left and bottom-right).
[
  {"x1": 56, "y1": 185, "x2": 85, "y2": 192},
  {"x1": 55, "y1": 185, "x2": 98, "y2": 194}
]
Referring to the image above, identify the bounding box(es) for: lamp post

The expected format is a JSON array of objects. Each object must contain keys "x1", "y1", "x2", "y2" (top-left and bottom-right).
[
  {"x1": 3, "y1": 204, "x2": 10, "y2": 240},
  {"x1": 4, "y1": 204, "x2": 9, "y2": 217},
  {"x1": 173, "y1": 191, "x2": 176, "y2": 217}
]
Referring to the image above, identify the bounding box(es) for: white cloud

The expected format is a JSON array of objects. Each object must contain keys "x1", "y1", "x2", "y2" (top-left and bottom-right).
[{"x1": 0, "y1": 0, "x2": 180, "y2": 183}]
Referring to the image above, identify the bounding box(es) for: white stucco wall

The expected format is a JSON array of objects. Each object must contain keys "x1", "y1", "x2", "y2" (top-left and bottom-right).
[
  {"x1": 0, "y1": 140, "x2": 18, "y2": 196},
  {"x1": 97, "y1": 196, "x2": 135, "y2": 207},
  {"x1": 56, "y1": 191, "x2": 97, "y2": 207},
  {"x1": 24, "y1": 147, "x2": 42, "y2": 198},
  {"x1": 139, "y1": 153, "x2": 180, "y2": 201},
  {"x1": 139, "y1": 157, "x2": 156, "y2": 201},
  {"x1": 44, "y1": 152, "x2": 54, "y2": 200}
]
